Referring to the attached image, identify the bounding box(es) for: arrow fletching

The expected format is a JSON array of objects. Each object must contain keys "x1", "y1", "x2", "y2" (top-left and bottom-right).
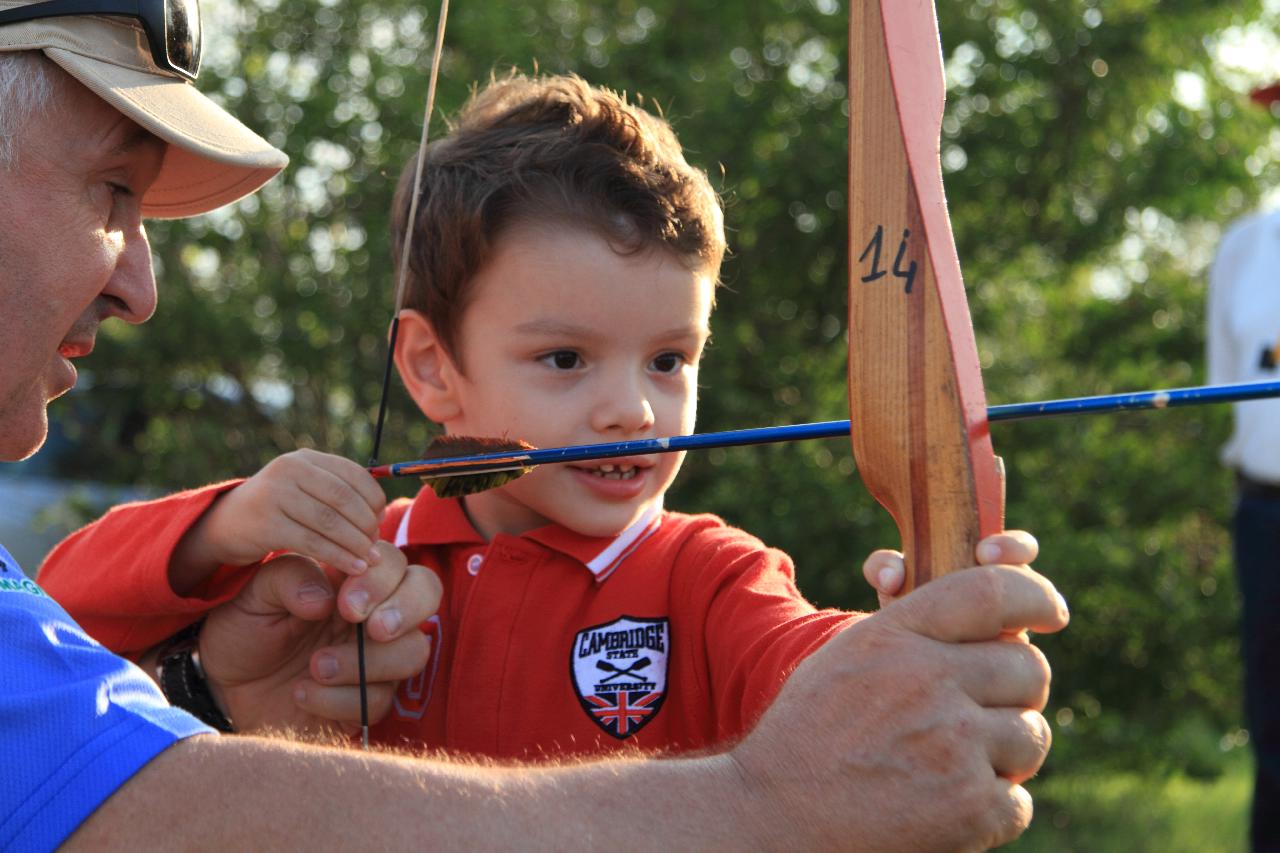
[{"x1": 414, "y1": 435, "x2": 536, "y2": 497}]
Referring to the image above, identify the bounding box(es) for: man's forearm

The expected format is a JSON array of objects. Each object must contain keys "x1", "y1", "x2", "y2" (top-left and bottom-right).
[{"x1": 66, "y1": 735, "x2": 761, "y2": 851}]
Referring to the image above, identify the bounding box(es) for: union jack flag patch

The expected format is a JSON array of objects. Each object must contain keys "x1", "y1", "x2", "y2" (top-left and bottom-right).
[{"x1": 571, "y1": 616, "x2": 669, "y2": 739}]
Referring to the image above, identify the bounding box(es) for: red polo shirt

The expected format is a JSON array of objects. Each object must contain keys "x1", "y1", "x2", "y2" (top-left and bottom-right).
[{"x1": 38, "y1": 485, "x2": 856, "y2": 760}]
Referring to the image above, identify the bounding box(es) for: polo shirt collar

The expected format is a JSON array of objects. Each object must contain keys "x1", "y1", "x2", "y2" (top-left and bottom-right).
[{"x1": 394, "y1": 490, "x2": 663, "y2": 583}]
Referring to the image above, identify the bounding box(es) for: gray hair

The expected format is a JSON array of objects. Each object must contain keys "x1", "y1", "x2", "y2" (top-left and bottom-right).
[{"x1": 0, "y1": 51, "x2": 57, "y2": 169}]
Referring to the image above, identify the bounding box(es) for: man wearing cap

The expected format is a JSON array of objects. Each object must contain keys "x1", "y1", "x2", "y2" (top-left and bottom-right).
[
  {"x1": 1208, "y1": 86, "x2": 1280, "y2": 847},
  {"x1": 0, "y1": 2, "x2": 1068, "y2": 850},
  {"x1": 3, "y1": 0, "x2": 452, "y2": 843}
]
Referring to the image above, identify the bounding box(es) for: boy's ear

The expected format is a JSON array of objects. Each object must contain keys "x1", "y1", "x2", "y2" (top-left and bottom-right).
[{"x1": 393, "y1": 309, "x2": 464, "y2": 423}]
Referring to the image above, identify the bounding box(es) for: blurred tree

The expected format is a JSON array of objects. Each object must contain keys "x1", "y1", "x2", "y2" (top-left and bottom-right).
[{"x1": 48, "y1": 0, "x2": 1280, "y2": 777}]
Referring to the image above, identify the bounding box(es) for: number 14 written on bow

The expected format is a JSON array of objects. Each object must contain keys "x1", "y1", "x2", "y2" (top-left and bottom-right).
[{"x1": 858, "y1": 225, "x2": 919, "y2": 294}]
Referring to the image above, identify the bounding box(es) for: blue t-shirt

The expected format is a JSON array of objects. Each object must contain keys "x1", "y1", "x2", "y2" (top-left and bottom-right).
[{"x1": 0, "y1": 542, "x2": 213, "y2": 852}]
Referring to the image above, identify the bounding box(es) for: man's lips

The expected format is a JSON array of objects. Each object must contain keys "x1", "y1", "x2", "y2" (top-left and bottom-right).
[{"x1": 57, "y1": 340, "x2": 94, "y2": 359}]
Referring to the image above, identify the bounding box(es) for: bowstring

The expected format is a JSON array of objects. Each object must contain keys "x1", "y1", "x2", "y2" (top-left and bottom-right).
[{"x1": 360, "y1": 0, "x2": 451, "y2": 750}]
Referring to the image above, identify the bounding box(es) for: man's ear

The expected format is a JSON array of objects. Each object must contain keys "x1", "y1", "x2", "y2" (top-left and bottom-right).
[{"x1": 393, "y1": 309, "x2": 464, "y2": 423}]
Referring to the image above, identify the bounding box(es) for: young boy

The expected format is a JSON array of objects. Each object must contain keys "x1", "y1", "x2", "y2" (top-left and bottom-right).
[{"x1": 39, "y1": 74, "x2": 1005, "y2": 759}]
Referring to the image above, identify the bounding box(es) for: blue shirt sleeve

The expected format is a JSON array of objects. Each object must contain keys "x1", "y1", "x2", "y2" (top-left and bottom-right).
[{"x1": 0, "y1": 543, "x2": 213, "y2": 852}]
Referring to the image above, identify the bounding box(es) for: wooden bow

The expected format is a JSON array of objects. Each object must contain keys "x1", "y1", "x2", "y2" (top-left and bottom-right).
[{"x1": 848, "y1": 1, "x2": 1005, "y2": 591}]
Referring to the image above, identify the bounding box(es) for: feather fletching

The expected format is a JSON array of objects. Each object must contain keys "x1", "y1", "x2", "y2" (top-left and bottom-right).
[{"x1": 419, "y1": 435, "x2": 536, "y2": 498}]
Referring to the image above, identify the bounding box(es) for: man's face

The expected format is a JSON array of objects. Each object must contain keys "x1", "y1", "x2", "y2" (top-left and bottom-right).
[
  {"x1": 0, "y1": 66, "x2": 165, "y2": 461},
  {"x1": 432, "y1": 223, "x2": 714, "y2": 540}
]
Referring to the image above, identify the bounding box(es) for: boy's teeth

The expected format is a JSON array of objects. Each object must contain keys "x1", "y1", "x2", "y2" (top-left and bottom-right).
[{"x1": 591, "y1": 464, "x2": 637, "y2": 480}]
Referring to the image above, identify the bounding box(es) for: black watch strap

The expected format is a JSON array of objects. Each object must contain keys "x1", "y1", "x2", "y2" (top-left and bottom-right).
[{"x1": 156, "y1": 621, "x2": 235, "y2": 733}]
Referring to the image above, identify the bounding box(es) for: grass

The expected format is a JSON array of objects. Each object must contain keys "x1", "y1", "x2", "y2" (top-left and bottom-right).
[{"x1": 1007, "y1": 756, "x2": 1252, "y2": 852}]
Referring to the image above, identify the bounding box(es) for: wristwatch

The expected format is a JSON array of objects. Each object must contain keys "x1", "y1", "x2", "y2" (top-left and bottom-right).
[{"x1": 156, "y1": 621, "x2": 236, "y2": 733}]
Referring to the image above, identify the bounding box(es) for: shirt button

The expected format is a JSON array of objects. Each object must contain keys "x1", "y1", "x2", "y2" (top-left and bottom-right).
[{"x1": 466, "y1": 554, "x2": 483, "y2": 575}]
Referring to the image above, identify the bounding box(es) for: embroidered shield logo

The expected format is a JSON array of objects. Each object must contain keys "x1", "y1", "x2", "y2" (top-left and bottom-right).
[{"x1": 571, "y1": 616, "x2": 669, "y2": 739}]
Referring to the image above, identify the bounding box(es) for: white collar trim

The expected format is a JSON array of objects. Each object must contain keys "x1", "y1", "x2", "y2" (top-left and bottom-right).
[
  {"x1": 585, "y1": 500, "x2": 664, "y2": 582},
  {"x1": 392, "y1": 496, "x2": 662, "y2": 583}
]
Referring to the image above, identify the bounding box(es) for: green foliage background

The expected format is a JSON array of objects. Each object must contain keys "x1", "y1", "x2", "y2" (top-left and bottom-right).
[{"x1": 48, "y1": 0, "x2": 1280, "y2": 788}]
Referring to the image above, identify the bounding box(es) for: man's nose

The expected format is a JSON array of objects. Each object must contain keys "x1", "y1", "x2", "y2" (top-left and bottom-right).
[{"x1": 101, "y1": 219, "x2": 158, "y2": 324}]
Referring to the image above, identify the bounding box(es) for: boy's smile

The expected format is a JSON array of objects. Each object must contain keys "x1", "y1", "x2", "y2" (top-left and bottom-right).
[{"x1": 398, "y1": 222, "x2": 713, "y2": 540}]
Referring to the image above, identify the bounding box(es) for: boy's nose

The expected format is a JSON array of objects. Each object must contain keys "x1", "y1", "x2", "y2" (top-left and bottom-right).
[{"x1": 590, "y1": 378, "x2": 656, "y2": 436}]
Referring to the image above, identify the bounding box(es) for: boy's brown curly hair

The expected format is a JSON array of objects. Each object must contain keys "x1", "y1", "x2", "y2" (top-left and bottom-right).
[{"x1": 392, "y1": 72, "x2": 725, "y2": 364}]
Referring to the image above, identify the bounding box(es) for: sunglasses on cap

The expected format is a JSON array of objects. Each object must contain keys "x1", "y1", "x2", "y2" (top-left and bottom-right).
[{"x1": 0, "y1": 0, "x2": 200, "y2": 81}]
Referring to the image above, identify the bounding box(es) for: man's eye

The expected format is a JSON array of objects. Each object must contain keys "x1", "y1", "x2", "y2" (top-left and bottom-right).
[
  {"x1": 108, "y1": 182, "x2": 134, "y2": 198},
  {"x1": 540, "y1": 351, "x2": 581, "y2": 370},
  {"x1": 651, "y1": 352, "x2": 685, "y2": 374}
]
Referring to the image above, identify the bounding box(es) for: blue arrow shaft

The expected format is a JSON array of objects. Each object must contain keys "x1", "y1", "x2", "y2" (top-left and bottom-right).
[{"x1": 378, "y1": 380, "x2": 1280, "y2": 479}]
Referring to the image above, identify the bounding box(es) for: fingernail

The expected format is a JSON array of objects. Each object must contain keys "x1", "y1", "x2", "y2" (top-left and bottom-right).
[
  {"x1": 878, "y1": 566, "x2": 901, "y2": 591},
  {"x1": 350, "y1": 558, "x2": 369, "y2": 575},
  {"x1": 977, "y1": 541, "x2": 1000, "y2": 563},
  {"x1": 346, "y1": 589, "x2": 370, "y2": 617},
  {"x1": 1055, "y1": 591, "x2": 1070, "y2": 618},
  {"x1": 293, "y1": 684, "x2": 308, "y2": 703},
  {"x1": 378, "y1": 606, "x2": 403, "y2": 635},
  {"x1": 367, "y1": 547, "x2": 382, "y2": 566},
  {"x1": 298, "y1": 582, "x2": 333, "y2": 603},
  {"x1": 316, "y1": 654, "x2": 339, "y2": 679}
]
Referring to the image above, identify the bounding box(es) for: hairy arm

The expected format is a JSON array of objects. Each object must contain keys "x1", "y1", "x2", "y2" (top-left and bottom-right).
[
  {"x1": 68, "y1": 563, "x2": 1067, "y2": 852},
  {"x1": 67, "y1": 734, "x2": 745, "y2": 851}
]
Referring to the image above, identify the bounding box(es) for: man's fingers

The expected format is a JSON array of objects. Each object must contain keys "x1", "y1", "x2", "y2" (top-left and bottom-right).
[
  {"x1": 983, "y1": 708, "x2": 1052, "y2": 784},
  {"x1": 862, "y1": 530, "x2": 1038, "y2": 608},
  {"x1": 887, "y1": 564, "x2": 1069, "y2": 643},
  {"x1": 945, "y1": 639, "x2": 1052, "y2": 710},
  {"x1": 975, "y1": 530, "x2": 1039, "y2": 566},
  {"x1": 293, "y1": 680, "x2": 398, "y2": 725},
  {"x1": 336, "y1": 543, "x2": 442, "y2": 635},
  {"x1": 309, "y1": 633, "x2": 432, "y2": 687},
  {"x1": 365, "y1": 565, "x2": 443, "y2": 642},
  {"x1": 242, "y1": 554, "x2": 337, "y2": 621},
  {"x1": 981, "y1": 780, "x2": 1035, "y2": 850},
  {"x1": 861, "y1": 549, "x2": 904, "y2": 604},
  {"x1": 335, "y1": 541, "x2": 405, "y2": 623}
]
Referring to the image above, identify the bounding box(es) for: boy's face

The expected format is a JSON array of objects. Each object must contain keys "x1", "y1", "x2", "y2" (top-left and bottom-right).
[{"x1": 435, "y1": 223, "x2": 713, "y2": 539}]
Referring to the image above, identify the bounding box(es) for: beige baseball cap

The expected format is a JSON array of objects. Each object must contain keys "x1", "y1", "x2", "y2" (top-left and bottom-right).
[{"x1": 0, "y1": 1, "x2": 288, "y2": 218}]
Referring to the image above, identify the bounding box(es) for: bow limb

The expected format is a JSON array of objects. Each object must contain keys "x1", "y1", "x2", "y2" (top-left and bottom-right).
[{"x1": 847, "y1": 0, "x2": 1004, "y2": 591}]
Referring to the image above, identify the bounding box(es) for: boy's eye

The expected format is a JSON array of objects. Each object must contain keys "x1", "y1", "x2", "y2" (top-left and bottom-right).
[
  {"x1": 651, "y1": 352, "x2": 686, "y2": 374},
  {"x1": 540, "y1": 350, "x2": 581, "y2": 370}
]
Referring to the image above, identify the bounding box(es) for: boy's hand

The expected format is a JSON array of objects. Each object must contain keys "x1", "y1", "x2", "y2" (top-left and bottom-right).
[
  {"x1": 170, "y1": 449, "x2": 388, "y2": 595},
  {"x1": 196, "y1": 542, "x2": 441, "y2": 736},
  {"x1": 861, "y1": 530, "x2": 1040, "y2": 607},
  {"x1": 731, "y1": 563, "x2": 1068, "y2": 851}
]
